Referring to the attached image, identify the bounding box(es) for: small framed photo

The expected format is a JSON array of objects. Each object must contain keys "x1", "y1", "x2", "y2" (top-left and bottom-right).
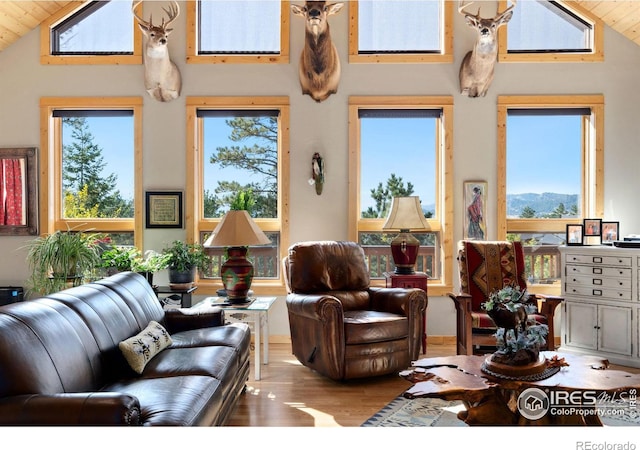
[
  {"x1": 566, "y1": 224, "x2": 584, "y2": 246},
  {"x1": 145, "y1": 191, "x2": 183, "y2": 229},
  {"x1": 601, "y1": 221, "x2": 619, "y2": 243},
  {"x1": 583, "y1": 218, "x2": 602, "y2": 237}
]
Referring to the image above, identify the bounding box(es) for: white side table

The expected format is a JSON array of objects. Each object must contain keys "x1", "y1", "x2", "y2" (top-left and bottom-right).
[{"x1": 196, "y1": 296, "x2": 277, "y2": 381}]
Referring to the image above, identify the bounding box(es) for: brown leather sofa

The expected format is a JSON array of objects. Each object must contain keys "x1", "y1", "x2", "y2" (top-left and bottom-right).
[
  {"x1": 0, "y1": 271, "x2": 250, "y2": 426},
  {"x1": 283, "y1": 241, "x2": 427, "y2": 381}
]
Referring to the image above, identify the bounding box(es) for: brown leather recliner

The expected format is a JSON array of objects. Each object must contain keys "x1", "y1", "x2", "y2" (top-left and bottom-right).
[{"x1": 283, "y1": 241, "x2": 427, "y2": 381}]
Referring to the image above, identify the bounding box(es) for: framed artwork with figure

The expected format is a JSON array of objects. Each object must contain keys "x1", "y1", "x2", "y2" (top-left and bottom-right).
[
  {"x1": 601, "y1": 221, "x2": 619, "y2": 244},
  {"x1": 463, "y1": 181, "x2": 487, "y2": 240},
  {"x1": 566, "y1": 224, "x2": 583, "y2": 246}
]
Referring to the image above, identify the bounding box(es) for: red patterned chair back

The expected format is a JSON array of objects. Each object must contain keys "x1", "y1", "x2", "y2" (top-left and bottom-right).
[{"x1": 457, "y1": 240, "x2": 527, "y2": 311}]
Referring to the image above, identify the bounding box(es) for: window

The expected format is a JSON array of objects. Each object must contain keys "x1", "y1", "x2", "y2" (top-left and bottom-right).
[
  {"x1": 187, "y1": 0, "x2": 290, "y2": 64},
  {"x1": 349, "y1": 0, "x2": 453, "y2": 63},
  {"x1": 498, "y1": 0, "x2": 603, "y2": 62},
  {"x1": 186, "y1": 97, "x2": 290, "y2": 294},
  {"x1": 348, "y1": 96, "x2": 453, "y2": 295},
  {"x1": 498, "y1": 95, "x2": 604, "y2": 291},
  {"x1": 41, "y1": 1, "x2": 141, "y2": 65},
  {"x1": 40, "y1": 97, "x2": 143, "y2": 247}
]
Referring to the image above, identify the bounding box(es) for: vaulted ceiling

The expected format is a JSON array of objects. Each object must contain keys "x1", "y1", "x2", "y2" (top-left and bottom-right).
[{"x1": 1, "y1": 1, "x2": 640, "y2": 54}]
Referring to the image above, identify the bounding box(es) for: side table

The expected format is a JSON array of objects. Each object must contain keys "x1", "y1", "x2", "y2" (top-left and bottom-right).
[
  {"x1": 384, "y1": 271, "x2": 428, "y2": 354},
  {"x1": 194, "y1": 296, "x2": 277, "y2": 381},
  {"x1": 154, "y1": 285, "x2": 198, "y2": 308}
]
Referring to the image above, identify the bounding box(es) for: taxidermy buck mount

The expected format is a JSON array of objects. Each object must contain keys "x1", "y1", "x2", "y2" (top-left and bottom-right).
[
  {"x1": 458, "y1": 0, "x2": 515, "y2": 98},
  {"x1": 132, "y1": 1, "x2": 182, "y2": 102},
  {"x1": 291, "y1": 1, "x2": 344, "y2": 103}
]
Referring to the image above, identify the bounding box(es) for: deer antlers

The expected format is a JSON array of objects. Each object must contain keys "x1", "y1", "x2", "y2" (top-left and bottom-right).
[
  {"x1": 132, "y1": 1, "x2": 180, "y2": 31},
  {"x1": 458, "y1": 0, "x2": 516, "y2": 22}
]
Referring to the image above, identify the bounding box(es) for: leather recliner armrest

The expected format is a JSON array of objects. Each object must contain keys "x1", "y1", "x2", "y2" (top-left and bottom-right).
[
  {"x1": 369, "y1": 287, "x2": 427, "y2": 316},
  {"x1": 286, "y1": 293, "x2": 344, "y2": 321},
  {"x1": 163, "y1": 307, "x2": 225, "y2": 334},
  {"x1": 0, "y1": 393, "x2": 141, "y2": 426}
]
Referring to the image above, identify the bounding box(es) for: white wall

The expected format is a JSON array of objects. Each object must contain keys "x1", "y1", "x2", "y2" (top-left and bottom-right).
[{"x1": 2, "y1": 2, "x2": 640, "y2": 339}]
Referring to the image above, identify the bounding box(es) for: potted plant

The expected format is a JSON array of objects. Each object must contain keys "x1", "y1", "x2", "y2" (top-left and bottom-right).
[
  {"x1": 131, "y1": 250, "x2": 171, "y2": 287},
  {"x1": 25, "y1": 229, "x2": 102, "y2": 296},
  {"x1": 162, "y1": 240, "x2": 210, "y2": 286},
  {"x1": 99, "y1": 245, "x2": 140, "y2": 276}
]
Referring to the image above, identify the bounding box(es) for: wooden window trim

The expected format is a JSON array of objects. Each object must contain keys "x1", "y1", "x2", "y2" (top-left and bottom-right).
[
  {"x1": 186, "y1": 96, "x2": 290, "y2": 295},
  {"x1": 348, "y1": 0, "x2": 454, "y2": 64},
  {"x1": 348, "y1": 95, "x2": 453, "y2": 296},
  {"x1": 186, "y1": 1, "x2": 290, "y2": 64},
  {"x1": 498, "y1": 1, "x2": 604, "y2": 63},
  {"x1": 497, "y1": 94, "x2": 605, "y2": 239},
  {"x1": 39, "y1": 96, "x2": 144, "y2": 249},
  {"x1": 40, "y1": 1, "x2": 142, "y2": 65}
]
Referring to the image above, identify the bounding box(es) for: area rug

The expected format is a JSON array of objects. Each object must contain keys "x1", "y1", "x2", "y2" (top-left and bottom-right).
[{"x1": 362, "y1": 395, "x2": 640, "y2": 427}]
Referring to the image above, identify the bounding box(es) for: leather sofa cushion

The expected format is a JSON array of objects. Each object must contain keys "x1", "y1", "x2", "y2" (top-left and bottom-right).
[
  {"x1": 343, "y1": 310, "x2": 408, "y2": 345},
  {"x1": 104, "y1": 375, "x2": 223, "y2": 426}
]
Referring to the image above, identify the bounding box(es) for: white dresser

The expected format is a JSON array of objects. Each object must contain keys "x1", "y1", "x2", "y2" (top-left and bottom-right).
[{"x1": 560, "y1": 245, "x2": 639, "y2": 367}]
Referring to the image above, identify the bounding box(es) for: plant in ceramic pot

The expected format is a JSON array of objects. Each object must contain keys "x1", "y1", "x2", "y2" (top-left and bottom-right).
[
  {"x1": 25, "y1": 229, "x2": 102, "y2": 296},
  {"x1": 161, "y1": 240, "x2": 210, "y2": 286}
]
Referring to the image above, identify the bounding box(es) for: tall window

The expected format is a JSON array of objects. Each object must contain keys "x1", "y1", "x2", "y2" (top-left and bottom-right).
[
  {"x1": 187, "y1": 0, "x2": 290, "y2": 64},
  {"x1": 41, "y1": 1, "x2": 141, "y2": 65},
  {"x1": 498, "y1": 0, "x2": 603, "y2": 62},
  {"x1": 349, "y1": 0, "x2": 453, "y2": 63},
  {"x1": 40, "y1": 97, "x2": 143, "y2": 247},
  {"x1": 186, "y1": 97, "x2": 290, "y2": 294},
  {"x1": 498, "y1": 95, "x2": 604, "y2": 291},
  {"x1": 349, "y1": 96, "x2": 453, "y2": 295}
]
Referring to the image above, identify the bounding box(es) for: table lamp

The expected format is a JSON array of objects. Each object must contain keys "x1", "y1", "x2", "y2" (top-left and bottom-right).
[
  {"x1": 204, "y1": 210, "x2": 271, "y2": 303},
  {"x1": 382, "y1": 196, "x2": 429, "y2": 274}
]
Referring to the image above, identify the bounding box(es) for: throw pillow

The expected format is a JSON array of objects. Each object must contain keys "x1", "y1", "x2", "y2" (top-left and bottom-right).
[{"x1": 119, "y1": 321, "x2": 173, "y2": 374}]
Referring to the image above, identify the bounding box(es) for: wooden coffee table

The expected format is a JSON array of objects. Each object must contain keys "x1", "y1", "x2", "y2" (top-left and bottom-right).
[{"x1": 400, "y1": 352, "x2": 640, "y2": 426}]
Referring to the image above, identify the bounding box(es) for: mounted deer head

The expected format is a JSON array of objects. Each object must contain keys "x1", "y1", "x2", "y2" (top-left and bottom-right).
[
  {"x1": 458, "y1": 0, "x2": 515, "y2": 98},
  {"x1": 132, "y1": 1, "x2": 181, "y2": 102},
  {"x1": 291, "y1": 1, "x2": 344, "y2": 102}
]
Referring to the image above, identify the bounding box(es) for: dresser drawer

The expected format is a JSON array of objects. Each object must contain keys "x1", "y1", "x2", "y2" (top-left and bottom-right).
[
  {"x1": 565, "y1": 264, "x2": 632, "y2": 278},
  {"x1": 564, "y1": 285, "x2": 632, "y2": 301},
  {"x1": 565, "y1": 254, "x2": 632, "y2": 267},
  {"x1": 565, "y1": 274, "x2": 632, "y2": 290}
]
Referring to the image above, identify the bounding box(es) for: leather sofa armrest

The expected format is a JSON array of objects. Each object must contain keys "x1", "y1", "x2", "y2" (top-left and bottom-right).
[
  {"x1": 163, "y1": 307, "x2": 225, "y2": 334},
  {"x1": 0, "y1": 393, "x2": 141, "y2": 425},
  {"x1": 369, "y1": 287, "x2": 427, "y2": 316},
  {"x1": 286, "y1": 293, "x2": 343, "y2": 321}
]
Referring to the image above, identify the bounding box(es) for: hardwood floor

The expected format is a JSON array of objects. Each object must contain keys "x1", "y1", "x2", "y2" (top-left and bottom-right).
[{"x1": 226, "y1": 342, "x2": 640, "y2": 427}]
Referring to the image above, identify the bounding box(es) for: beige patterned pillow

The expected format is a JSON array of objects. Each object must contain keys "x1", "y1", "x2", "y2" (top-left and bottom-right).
[{"x1": 119, "y1": 321, "x2": 172, "y2": 374}]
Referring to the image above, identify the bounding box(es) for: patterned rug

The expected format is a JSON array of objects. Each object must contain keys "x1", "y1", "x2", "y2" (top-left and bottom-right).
[{"x1": 362, "y1": 395, "x2": 640, "y2": 427}]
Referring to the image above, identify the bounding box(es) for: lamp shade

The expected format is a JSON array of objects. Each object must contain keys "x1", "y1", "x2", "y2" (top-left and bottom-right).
[
  {"x1": 383, "y1": 196, "x2": 429, "y2": 231},
  {"x1": 203, "y1": 210, "x2": 271, "y2": 247},
  {"x1": 382, "y1": 196, "x2": 428, "y2": 275}
]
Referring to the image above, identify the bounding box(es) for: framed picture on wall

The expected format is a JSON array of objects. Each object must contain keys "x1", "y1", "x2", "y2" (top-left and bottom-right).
[
  {"x1": 145, "y1": 191, "x2": 183, "y2": 229},
  {"x1": 601, "y1": 221, "x2": 619, "y2": 243},
  {"x1": 566, "y1": 224, "x2": 583, "y2": 246},
  {"x1": 463, "y1": 181, "x2": 487, "y2": 240}
]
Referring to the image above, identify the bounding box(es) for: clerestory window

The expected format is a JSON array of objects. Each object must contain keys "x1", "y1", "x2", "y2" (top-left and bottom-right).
[
  {"x1": 498, "y1": 0, "x2": 603, "y2": 62},
  {"x1": 41, "y1": 0, "x2": 141, "y2": 65},
  {"x1": 349, "y1": 0, "x2": 453, "y2": 63}
]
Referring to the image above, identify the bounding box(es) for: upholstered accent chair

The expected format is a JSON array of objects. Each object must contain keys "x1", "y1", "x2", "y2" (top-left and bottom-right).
[
  {"x1": 448, "y1": 240, "x2": 563, "y2": 355},
  {"x1": 283, "y1": 241, "x2": 427, "y2": 381}
]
